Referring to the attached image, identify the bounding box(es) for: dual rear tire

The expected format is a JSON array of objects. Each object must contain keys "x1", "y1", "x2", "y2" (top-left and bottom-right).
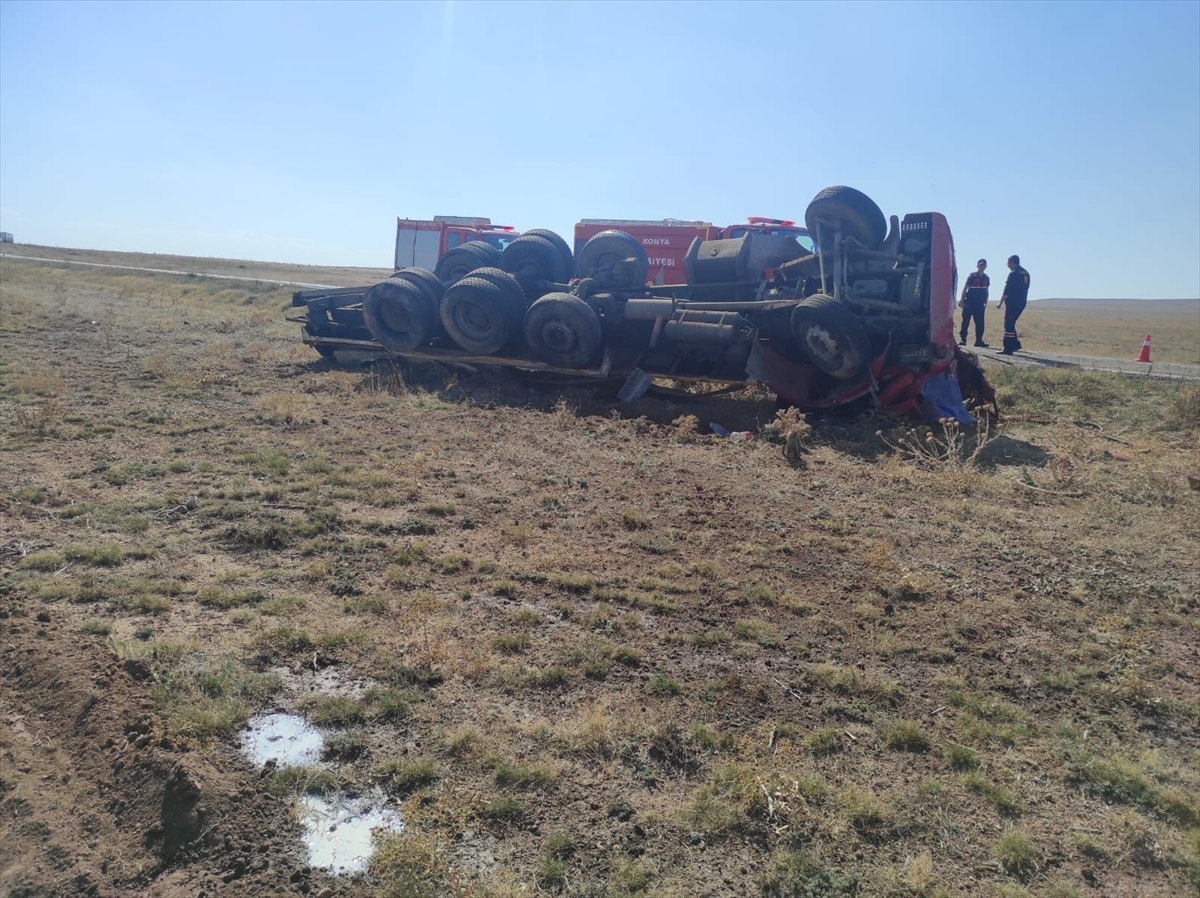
[{"x1": 362, "y1": 268, "x2": 446, "y2": 352}]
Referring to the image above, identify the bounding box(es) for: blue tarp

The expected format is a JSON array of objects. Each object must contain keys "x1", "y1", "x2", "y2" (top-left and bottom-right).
[{"x1": 920, "y1": 370, "x2": 977, "y2": 426}]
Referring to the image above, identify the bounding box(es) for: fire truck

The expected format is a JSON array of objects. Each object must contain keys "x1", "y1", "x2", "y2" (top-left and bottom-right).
[
  {"x1": 394, "y1": 216, "x2": 520, "y2": 281},
  {"x1": 290, "y1": 186, "x2": 992, "y2": 418},
  {"x1": 574, "y1": 217, "x2": 813, "y2": 286}
]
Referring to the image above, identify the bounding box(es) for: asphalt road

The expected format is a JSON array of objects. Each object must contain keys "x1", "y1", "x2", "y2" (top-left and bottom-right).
[{"x1": 973, "y1": 346, "x2": 1199, "y2": 381}]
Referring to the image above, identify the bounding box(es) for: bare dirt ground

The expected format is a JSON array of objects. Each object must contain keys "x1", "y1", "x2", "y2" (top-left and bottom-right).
[{"x1": 1, "y1": 255, "x2": 1198, "y2": 898}]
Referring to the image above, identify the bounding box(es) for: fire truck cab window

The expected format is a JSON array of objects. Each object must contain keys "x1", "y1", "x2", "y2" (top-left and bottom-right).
[
  {"x1": 446, "y1": 233, "x2": 464, "y2": 249},
  {"x1": 482, "y1": 234, "x2": 516, "y2": 251}
]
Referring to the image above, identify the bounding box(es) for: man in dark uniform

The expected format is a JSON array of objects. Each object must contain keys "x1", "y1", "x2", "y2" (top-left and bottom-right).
[
  {"x1": 997, "y1": 254, "x2": 1030, "y2": 355},
  {"x1": 958, "y1": 258, "x2": 989, "y2": 347}
]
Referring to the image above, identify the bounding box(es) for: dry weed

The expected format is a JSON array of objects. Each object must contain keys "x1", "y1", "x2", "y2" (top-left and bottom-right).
[{"x1": 878, "y1": 416, "x2": 998, "y2": 470}]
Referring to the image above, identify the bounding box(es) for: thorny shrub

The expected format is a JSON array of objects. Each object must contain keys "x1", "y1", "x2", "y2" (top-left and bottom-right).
[{"x1": 878, "y1": 416, "x2": 998, "y2": 470}]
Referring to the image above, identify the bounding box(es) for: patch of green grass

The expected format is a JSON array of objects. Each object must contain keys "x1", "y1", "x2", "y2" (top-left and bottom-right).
[
  {"x1": 537, "y1": 855, "x2": 568, "y2": 891},
  {"x1": 804, "y1": 728, "x2": 842, "y2": 757},
  {"x1": 443, "y1": 727, "x2": 481, "y2": 758},
  {"x1": 608, "y1": 860, "x2": 653, "y2": 897},
  {"x1": 322, "y1": 729, "x2": 368, "y2": 761},
  {"x1": 550, "y1": 572, "x2": 594, "y2": 594},
  {"x1": 734, "y1": 618, "x2": 781, "y2": 648},
  {"x1": 614, "y1": 643, "x2": 643, "y2": 667},
  {"x1": 760, "y1": 849, "x2": 858, "y2": 898},
  {"x1": 646, "y1": 674, "x2": 681, "y2": 696},
  {"x1": 491, "y1": 579, "x2": 519, "y2": 597},
  {"x1": 371, "y1": 833, "x2": 464, "y2": 898},
  {"x1": 259, "y1": 625, "x2": 313, "y2": 654},
  {"x1": 34, "y1": 577, "x2": 77, "y2": 602},
  {"x1": 435, "y1": 553, "x2": 471, "y2": 573},
  {"x1": 221, "y1": 521, "x2": 293, "y2": 552},
  {"x1": 947, "y1": 742, "x2": 982, "y2": 770},
  {"x1": 378, "y1": 757, "x2": 439, "y2": 793},
  {"x1": 344, "y1": 594, "x2": 390, "y2": 614},
  {"x1": 841, "y1": 787, "x2": 890, "y2": 840},
  {"x1": 79, "y1": 619, "x2": 111, "y2": 636},
  {"x1": 995, "y1": 830, "x2": 1040, "y2": 879},
  {"x1": 384, "y1": 663, "x2": 443, "y2": 688},
  {"x1": 630, "y1": 535, "x2": 676, "y2": 555},
  {"x1": 420, "y1": 502, "x2": 455, "y2": 517},
  {"x1": 492, "y1": 633, "x2": 530, "y2": 655},
  {"x1": 154, "y1": 658, "x2": 280, "y2": 742},
  {"x1": 369, "y1": 687, "x2": 415, "y2": 723},
  {"x1": 694, "y1": 628, "x2": 730, "y2": 647},
  {"x1": 620, "y1": 511, "x2": 650, "y2": 531},
  {"x1": 64, "y1": 542, "x2": 125, "y2": 566},
  {"x1": 260, "y1": 594, "x2": 305, "y2": 616},
  {"x1": 20, "y1": 550, "x2": 65, "y2": 571},
  {"x1": 129, "y1": 594, "x2": 171, "y2": 615},
  {"x1": 964, "y1": 771, "x2": 1020, "y2": 815},
  {"x1": 742, "y1": 584, "x2": 775, "y2": 605},
  {"x1": 527, "y1": 665, "x2": 571, "y2": 690},
  {"x1": 1068, "y1": 752, "x2": 1199, "y2": 825},
  {"x1": 491, "y1": 759, "x2": 556, "y2": 790},
  {"x1": 307, "y1": 695, "x2": 366, "y2": 726},
  {"x1": 197, "y1": 587, "x2": 266, "y2": 609},
  {"x1": 265, "y1": 765, "x2": 338, "y2": 797},
  {"x1": 482, "y1": 796, "x2": 525, "y2": 823},
  {"x1": 396, "y1": 517, "x2": 437, "y2": 536},
  {"x1": 879, "y1": 720, "x2": 931, "y2": 752},
  {"x1": 390, "y1": 541, "x2": 428, "y2": 566}
]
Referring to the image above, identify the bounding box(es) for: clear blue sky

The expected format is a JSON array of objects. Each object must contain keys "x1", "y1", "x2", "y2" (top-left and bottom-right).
[{"x1": 2, "y1": 0, "x2": 1198, "y2": 299}]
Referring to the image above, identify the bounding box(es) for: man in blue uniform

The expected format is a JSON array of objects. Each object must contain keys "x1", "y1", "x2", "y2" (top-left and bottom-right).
[
  {"x1": 997, "y1": 255, "x2": 1030, "y2": 355},
  {"x1": 958, "y1": 258, "x2": 990, "y2": 348}
]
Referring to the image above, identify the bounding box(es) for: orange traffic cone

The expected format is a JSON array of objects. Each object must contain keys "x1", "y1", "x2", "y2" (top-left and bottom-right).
[{"x1": 1136, "y1": 335, "x2": 1152, "y2": 363}]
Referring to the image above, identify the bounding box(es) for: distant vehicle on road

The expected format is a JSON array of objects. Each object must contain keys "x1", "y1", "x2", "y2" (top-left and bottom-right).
[{"x1": 0, "y1": 232, "x2": 14, "y2": 244}]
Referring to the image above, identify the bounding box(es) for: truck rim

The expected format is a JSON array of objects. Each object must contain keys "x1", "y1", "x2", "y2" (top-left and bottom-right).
[{"x1": 539, "y1": 320, "x2": 577, "y2": 354}]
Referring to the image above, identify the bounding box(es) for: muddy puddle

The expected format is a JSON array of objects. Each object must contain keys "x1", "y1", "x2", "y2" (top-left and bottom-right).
[
  {"x1": 299, "y1": 792, "x2": 403, "y2": 874},
  {"x1": 239, "y1": 710, "x2": 402, "y2": 875},
  {"x1": 240, "y1": 712, "x2": 323, "y2": 767}
]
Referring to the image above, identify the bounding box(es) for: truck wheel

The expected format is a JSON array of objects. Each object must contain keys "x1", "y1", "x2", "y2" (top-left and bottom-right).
[
  {"x1": 440, "y1": 275, "x2": 522, "y2": 355},
  {"x1": 790, "y1": 294, "x2": 871, "y2": 380},
  {"x1": 521, "y1": 229, "x2": 574, "y2": 280},
  {"x1": 464, "y1": 267, "x2": 527, "y2": 312},
  {"x1": 392, "y1": 267, "x2": 445, "y2": 307},
  {"x1": 363, "y1": 277, "x2": 439, "y2": 352},
  {"x1": 523, "y1": 293, "x2": 602, "y2": 369},
  {"x1": 577, "y1": 230, "x2": 648, "y2": 292},
  {"x1": 463, "y1": 240, "x2": 502, "y2": 266},
  {"x1": 501, "y1": 235, "x2": 568, "y2": 298},
  {"x1": 804, "y1": 186, "x2": 887, "y2": 250},
  {"x1": 436, "y1": 246, "x2": 491, "y2": 285}
]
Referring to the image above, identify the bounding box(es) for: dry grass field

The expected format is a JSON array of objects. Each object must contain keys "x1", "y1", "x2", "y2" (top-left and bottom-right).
[
  {"x1": 1018, "y1": 300, "x2": 1200, "y2": 366},
  {"x1": 1, "y1": 254, "x2": 1198, "y2": 898}
]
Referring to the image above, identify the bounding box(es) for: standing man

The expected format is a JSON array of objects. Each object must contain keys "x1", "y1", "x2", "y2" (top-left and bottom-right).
[
  {"x1": 997, "y1": 254, "x2": 1030, "y2": 355},
  {"x1": 958, "y1": 258, "x2": 990, "y2": 348}
]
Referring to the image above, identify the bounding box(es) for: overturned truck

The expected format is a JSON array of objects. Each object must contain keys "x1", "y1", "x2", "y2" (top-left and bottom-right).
[{"x1": 290, "y1": 186, "x2": 993, "y2": 417}]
